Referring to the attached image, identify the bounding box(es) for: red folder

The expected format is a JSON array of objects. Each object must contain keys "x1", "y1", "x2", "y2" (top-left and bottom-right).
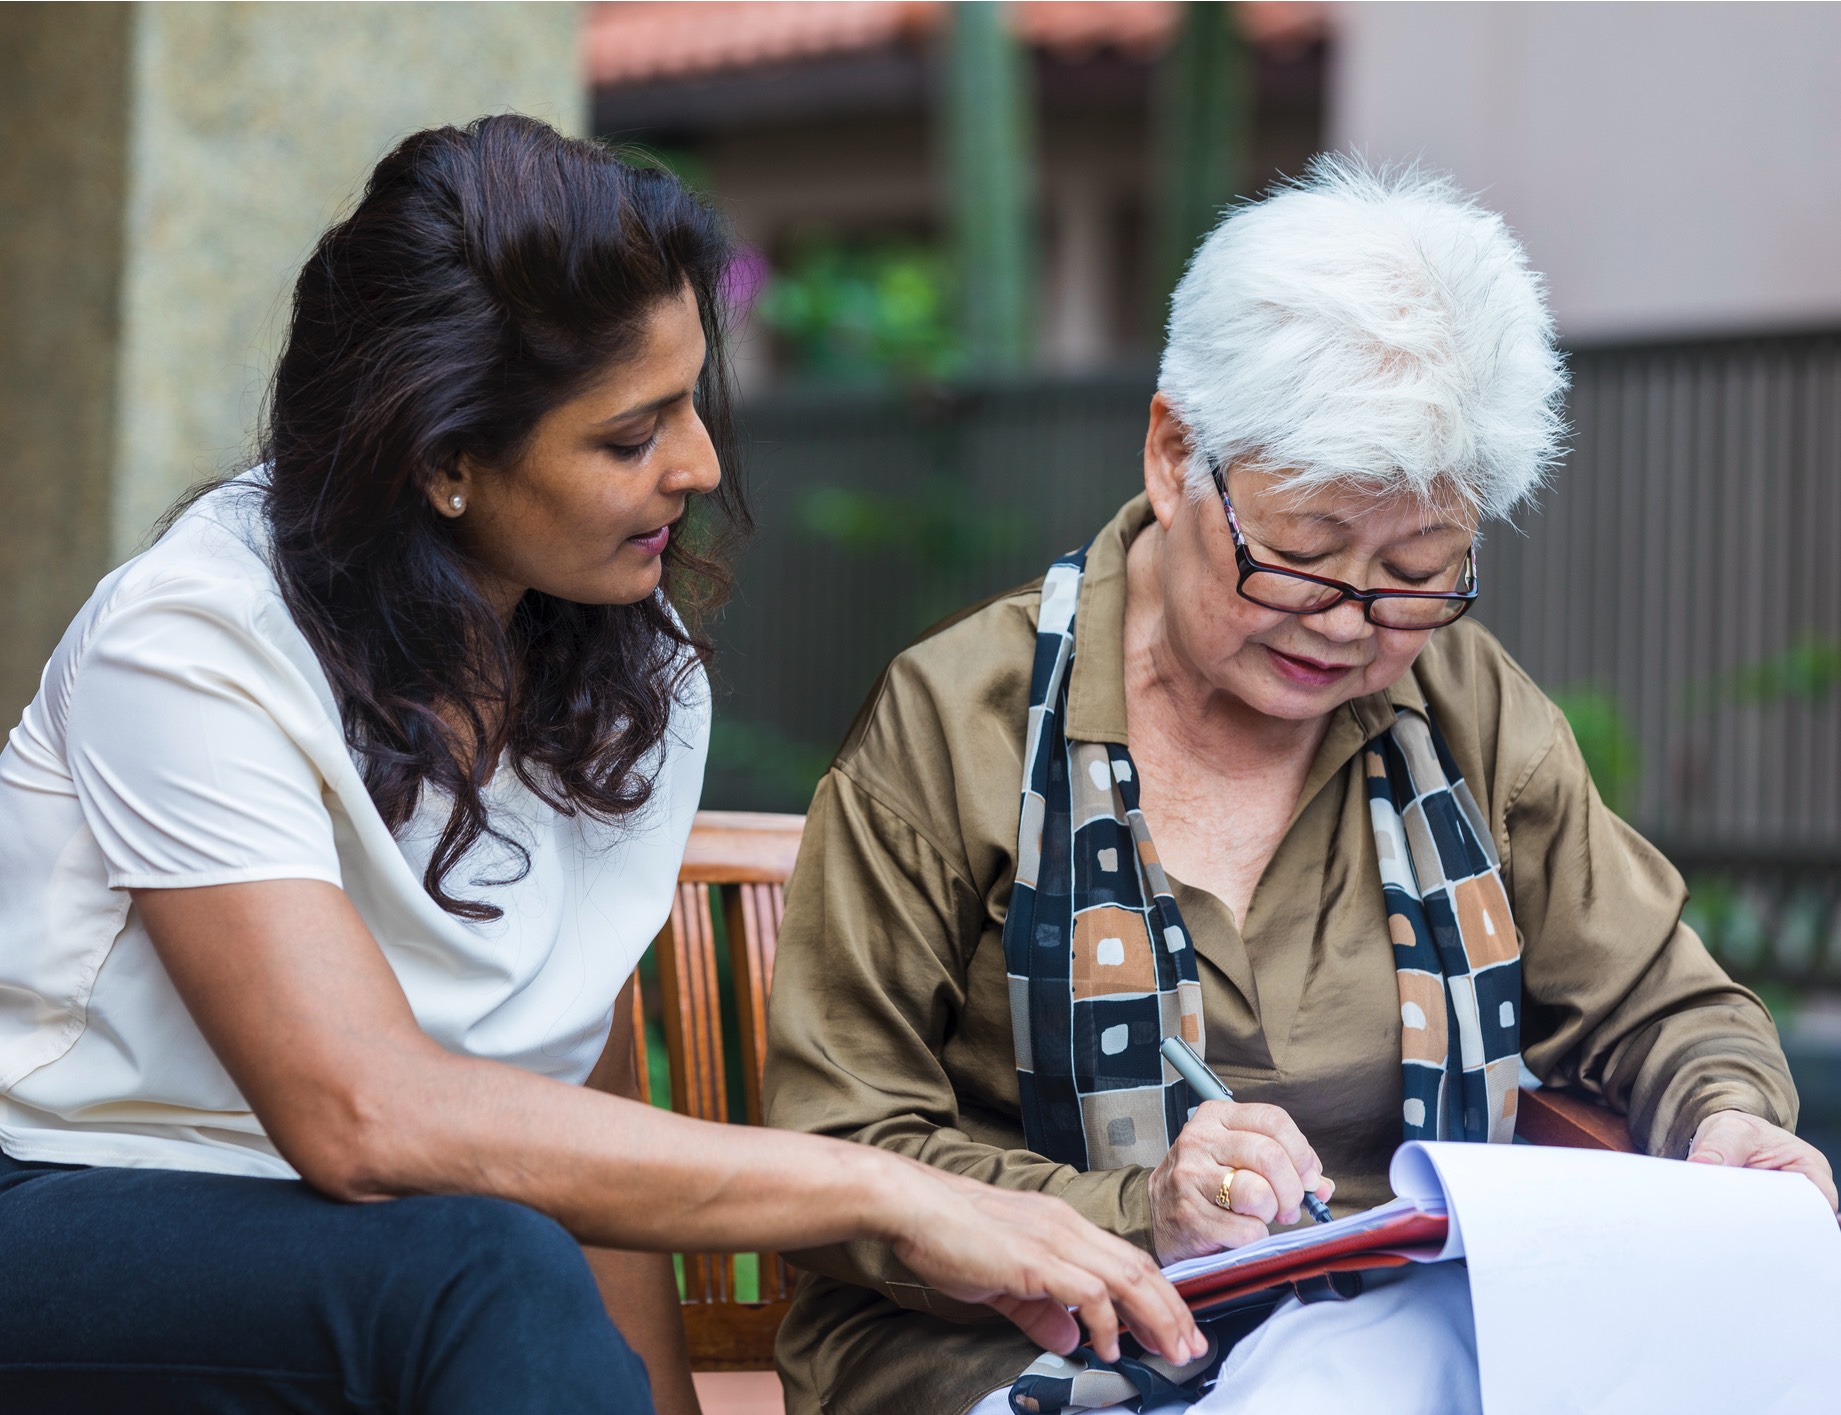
[{"x1": 1163, "y1": 1199, "x2": 1450, "y2": 1313}]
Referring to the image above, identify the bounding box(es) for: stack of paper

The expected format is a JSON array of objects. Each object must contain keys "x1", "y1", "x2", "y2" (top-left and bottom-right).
[{"x1": 1159, "y1": 1141, "x2": 1841, "y2": 1414}]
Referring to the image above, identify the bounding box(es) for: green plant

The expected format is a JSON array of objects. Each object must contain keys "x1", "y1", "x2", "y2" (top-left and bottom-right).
[
  {"x1": 616, "y1": 144, "x2": 714, "y2": 196},
  {"x1": 756, "y1": 238, "x2": 965, "y2": 385},
  {"x1": 1549, "y1": 687, "x2": 1641, "y2": 817},
  {"x1": 707, "y1": 717, "x2": 834, "y2": 811},
  {"x1": 796, "y1": 482, "x2": 1032, "y2": 574},
  {"x1": 1685, "y1": 633, "x2": 1841, "y2": 714}
]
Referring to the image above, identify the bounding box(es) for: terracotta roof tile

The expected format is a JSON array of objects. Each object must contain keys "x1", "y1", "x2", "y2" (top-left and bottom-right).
[{"x1": 586, "y1": 2, "x2": 1328, "y2": 88}]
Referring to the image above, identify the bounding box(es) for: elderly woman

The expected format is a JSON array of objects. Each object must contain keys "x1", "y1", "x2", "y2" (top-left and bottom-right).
[{"x1": 763, "y1": 160, "x2": 1836, "y2": 1415}]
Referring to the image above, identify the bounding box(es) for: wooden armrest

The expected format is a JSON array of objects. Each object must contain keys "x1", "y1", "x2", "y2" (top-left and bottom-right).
[{"x1": 1518, "y1": 1086, "x2": 1638, "y2": 1153}]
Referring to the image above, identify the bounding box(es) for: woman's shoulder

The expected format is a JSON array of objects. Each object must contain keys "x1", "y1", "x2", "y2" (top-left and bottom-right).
[
  {"x1": 103, "y1": 479, "x2": 284, "y2": 620},
  {"x1": 30, "y1": 481, "x2": 327, "y2": 744}
]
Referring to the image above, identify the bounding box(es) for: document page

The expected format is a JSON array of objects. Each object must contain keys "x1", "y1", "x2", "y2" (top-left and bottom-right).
[{"x1": 1391, "y1": 1141, "x2": 1841, "y2": 1414}]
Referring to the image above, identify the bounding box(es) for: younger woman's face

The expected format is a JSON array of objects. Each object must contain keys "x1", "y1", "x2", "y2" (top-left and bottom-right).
[{"x1": 438, "y1": 285, "x2": 719, "y2": 616}]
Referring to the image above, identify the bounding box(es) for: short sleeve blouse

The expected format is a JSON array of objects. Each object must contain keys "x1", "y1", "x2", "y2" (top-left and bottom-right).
[{"x1": 0, "y1": 479, "x2": 708, "y2": 1177}]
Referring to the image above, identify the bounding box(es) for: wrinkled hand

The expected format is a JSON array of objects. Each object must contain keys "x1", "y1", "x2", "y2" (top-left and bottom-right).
[
  {"x1": 1148, "y1": 1099, "x2": 1334, "y2": 1264},
  {"x1": 1687, "y1": 1110, "x2": 1838, "y2": 1213},
  {"x1": 889, "y1": 1166, "x2": 1206, "y2": 1367}
]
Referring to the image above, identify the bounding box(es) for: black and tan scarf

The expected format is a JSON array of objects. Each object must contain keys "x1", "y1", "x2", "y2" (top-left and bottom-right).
[{"x1": 1003, "y1": 544, "x2": 1523, "y2": 1178}]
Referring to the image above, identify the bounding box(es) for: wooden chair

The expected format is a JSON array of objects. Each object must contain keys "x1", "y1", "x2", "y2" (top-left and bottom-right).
[
  {"x1": 630, "y1": 810, "x2": 805, "y2": 1410},
  {"x1": 1517, "y1": 1083, "x2": 1637, "y2": 1152}
]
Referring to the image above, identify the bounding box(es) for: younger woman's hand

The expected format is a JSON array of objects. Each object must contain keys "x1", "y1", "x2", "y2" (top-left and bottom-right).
[
  {"x1": 1148, "y1": 1099, "x2": 1334, "y2": 1264},
  {"x1": 888, "y1": 1166, "x2": 1206, "y2": 1368}
]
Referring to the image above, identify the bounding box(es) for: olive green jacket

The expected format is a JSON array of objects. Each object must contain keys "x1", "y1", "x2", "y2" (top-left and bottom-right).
[{"x1": 763, "y1": 495, "x2": 1795, "y2": 1415}]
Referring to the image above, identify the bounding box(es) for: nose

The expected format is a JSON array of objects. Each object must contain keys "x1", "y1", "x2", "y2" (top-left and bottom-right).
[
  {"x1": 1299, "y1": 598, "x2": 1373, "y2": 643},
  {"x1": 667, "y1": 413, "x2": 722, "y2": 497}
]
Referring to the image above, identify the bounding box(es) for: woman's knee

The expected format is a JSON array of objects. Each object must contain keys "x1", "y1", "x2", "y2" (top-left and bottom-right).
[
  {"x1": 383, "y1": 1196, "x2": 651, "y2": 1411},
  {"x1": 416, "y1": 1196, "x2": 601, "y2": 1309}
]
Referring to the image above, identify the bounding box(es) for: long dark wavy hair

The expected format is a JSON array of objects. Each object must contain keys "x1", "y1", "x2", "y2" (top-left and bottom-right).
[{"x1": 256, "y1": 115, "x2": 745, "y2": 919}]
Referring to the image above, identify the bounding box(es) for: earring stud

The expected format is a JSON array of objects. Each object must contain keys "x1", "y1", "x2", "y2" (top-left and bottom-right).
[{"x1": 448, "y1": 494, "x2": 464, "y2": 512}]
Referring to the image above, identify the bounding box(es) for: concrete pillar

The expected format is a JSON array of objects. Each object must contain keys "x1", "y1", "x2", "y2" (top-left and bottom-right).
[{"x1": 0, "y1": 1, "x2": 581, "y2": 723}]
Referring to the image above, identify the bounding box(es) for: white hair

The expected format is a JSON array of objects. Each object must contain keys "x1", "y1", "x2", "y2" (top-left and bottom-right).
[{"x1": 1157, "y1": 155, "x2": 1567, "y2": 522}]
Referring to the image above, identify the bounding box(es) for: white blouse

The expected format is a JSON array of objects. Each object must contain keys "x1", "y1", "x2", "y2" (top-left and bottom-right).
[{"x1": 0, "y1": 480, "x2": 707, "y2": 1178}]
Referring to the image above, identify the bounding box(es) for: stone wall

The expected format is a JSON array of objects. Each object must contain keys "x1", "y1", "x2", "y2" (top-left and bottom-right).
[{"x1": 0, "y1": 1, "x2": 581, "y2": 723}]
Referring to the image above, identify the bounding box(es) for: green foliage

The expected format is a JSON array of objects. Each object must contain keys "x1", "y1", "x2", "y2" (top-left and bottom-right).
[
  {"x1": 1680, "y1": 873, "x2": 1738, "y2": 953},
  {"x1": 615, "y1": 144, "x2": 714, "y2": 196},
  {"x1": 1682, "y1": 873, "x2": 1836, "y2": 994},
  {"x1": 1686, "y1": 633, "x2": 1841, "y2": 714},
  {"x1": 756, "y1": 239, "x2": 965, "y2": 385},
  {"x1": 796, "y1": 482, "x2": 1031, "y2": 574},
  {"x1": 1549, "y1": 687, "x2": 1641, "y2": 817},
  {"x1": 707, "y1": 717, "x2": 833, "y2": 809},
  {"x1": 1547, "y1": 634, "x2": 1841, "y2": 829}
]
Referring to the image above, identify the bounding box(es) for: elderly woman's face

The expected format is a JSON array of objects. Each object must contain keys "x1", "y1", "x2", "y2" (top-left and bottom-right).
[{"x1": 1143, "y1": 398, "x2": 1478, "y2": 722}]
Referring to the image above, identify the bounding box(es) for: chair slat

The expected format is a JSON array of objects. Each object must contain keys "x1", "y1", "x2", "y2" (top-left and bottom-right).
[
  {"x1": 630, "y1": 971, "x2": 650, "y2": 1107},
  {"x1": 725, "y1": 881, "x2": 779, "y2": 1127},
  {"x1": 656, "y1": 881, "x2": 728, "y2": 1123}
]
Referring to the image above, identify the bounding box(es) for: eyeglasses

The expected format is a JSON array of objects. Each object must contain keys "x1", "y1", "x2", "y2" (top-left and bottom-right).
[{"x1": 1208, "y1": 461, "x2": 1479, "y2": 630}]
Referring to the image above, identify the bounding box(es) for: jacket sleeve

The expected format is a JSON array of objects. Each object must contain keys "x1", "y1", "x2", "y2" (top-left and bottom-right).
[
  {"x1": 762, "y1": 766, "x2": 1154, "y2": 1320},
  {"x1": 1506, "y1": 699, "x2": 1797, "y2": 1158}
]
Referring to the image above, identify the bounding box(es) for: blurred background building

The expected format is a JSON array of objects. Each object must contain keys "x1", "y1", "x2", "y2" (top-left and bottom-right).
[{"x1": 4, "y1": 2, "x2": 1839, "y2": 1153}]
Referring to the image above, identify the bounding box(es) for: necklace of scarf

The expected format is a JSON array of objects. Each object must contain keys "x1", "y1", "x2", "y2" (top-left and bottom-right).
[{"x1": 1003, "y1": 544, "x2": 1524, "y2": 1176}]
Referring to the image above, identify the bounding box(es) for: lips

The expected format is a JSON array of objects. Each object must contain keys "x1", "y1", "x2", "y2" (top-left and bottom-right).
[
  {"x1": 626, "y1": 524, "x2": 670, "y2": 557},
  {"x1": 1265, "y1": 645, "x2": 1357, "y2": 687}
]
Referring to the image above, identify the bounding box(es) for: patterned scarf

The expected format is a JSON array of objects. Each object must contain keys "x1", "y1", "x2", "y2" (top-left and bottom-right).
[{"x1": 1004, "y1": 545, "x2": 1523, "y2": 1176}]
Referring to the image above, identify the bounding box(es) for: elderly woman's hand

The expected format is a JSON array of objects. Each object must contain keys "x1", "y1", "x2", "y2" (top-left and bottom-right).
[
  {"x1": 1687, "y1": 1110, "x2": 1839, "y2": 1213},
  {"x1": 1147, "y1": 1099, "x2": 1336, "y2": 1264}
]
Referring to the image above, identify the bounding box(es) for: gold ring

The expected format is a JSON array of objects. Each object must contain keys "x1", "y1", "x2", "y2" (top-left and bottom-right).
[{"x1": 1213, "y1": 1168, "x2": 1238, "y2": 1211}]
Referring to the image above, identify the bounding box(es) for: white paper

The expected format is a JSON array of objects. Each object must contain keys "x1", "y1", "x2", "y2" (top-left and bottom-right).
[{"x1": 1391, "y1": 1141, "x2": 1841, "y2": 1415}]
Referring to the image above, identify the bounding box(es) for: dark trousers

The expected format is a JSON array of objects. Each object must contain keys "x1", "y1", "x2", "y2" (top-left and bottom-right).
[{"x1": 0, "y1": 1148, "x2": 654, "y2": 1413}]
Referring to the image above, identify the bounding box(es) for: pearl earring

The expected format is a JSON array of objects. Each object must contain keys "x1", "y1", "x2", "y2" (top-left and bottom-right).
[{"x1": 448, "y1": 494, "x2": 465, "y2": 512}]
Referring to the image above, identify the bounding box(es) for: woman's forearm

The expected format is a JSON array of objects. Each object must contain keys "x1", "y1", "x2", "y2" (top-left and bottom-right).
[
  {"x1": 357, "y1": 1043, "x2": 915, "y2": 1254},
  {"x1": 134, "y1": 877, "x2": 914, "y2": 1254},
  {"x1": 133, "y1": 880, "x2": 1206, "y2": 1368}
]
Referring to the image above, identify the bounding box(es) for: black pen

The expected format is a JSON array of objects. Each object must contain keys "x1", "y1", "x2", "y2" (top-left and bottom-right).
[{"x1": 1159, "y1": 1035, "x2": 1334, "y2": 1224}]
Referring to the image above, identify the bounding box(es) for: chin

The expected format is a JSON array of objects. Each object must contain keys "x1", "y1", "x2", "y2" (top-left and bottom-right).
[
  {"x1": 595, "y1": 551, "x2": 666, "y2": 605},
  {"x1": 541, "y1": 569, "x2": 662, "y2": 608},
  {"x1": 1257, "y1": 691, "x2": 1345, "y2": 721},
  {"x1": 1239, "y1": 672, "x2": 1359, "y2": 721}
]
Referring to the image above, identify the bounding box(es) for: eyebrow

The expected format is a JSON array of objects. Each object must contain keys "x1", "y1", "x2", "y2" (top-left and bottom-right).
[
  {"x1": 592, "y1": 385, "x2": 694, "y2": 428},
  {"x1": 1278, "y1": 511, "x2": 1469, "y2": 538}
]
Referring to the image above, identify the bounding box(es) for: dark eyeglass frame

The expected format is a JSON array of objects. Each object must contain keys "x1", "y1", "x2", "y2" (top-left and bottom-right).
[{"x1": 1208, "y1": 459, "x2": 1481, "y2": 630}]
